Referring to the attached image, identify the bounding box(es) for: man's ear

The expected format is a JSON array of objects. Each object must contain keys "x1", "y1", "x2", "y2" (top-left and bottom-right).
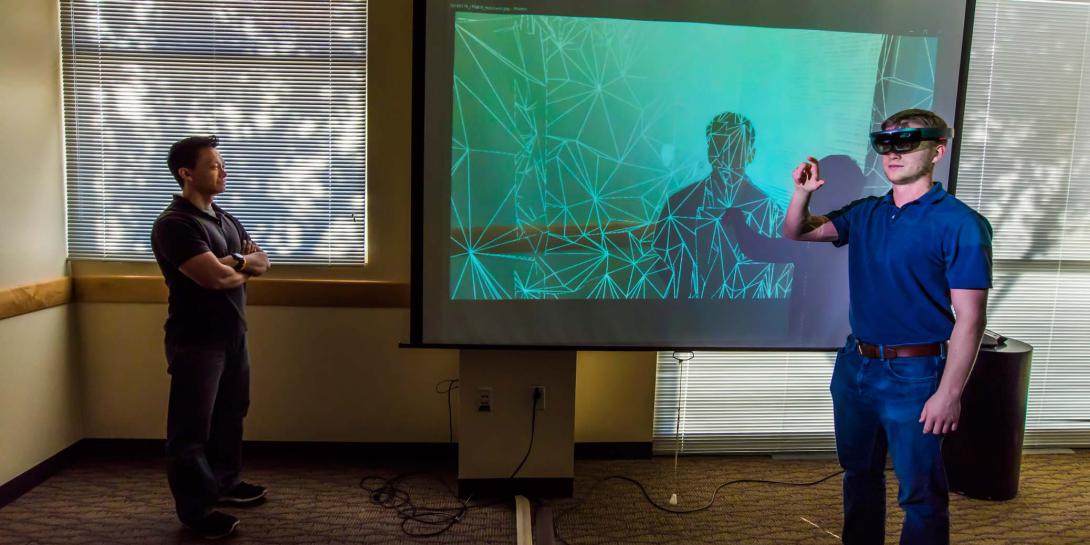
[
  {"x1": 177, "y1": 167, "x2": 192, "y2": 184},
  {"x1": 932, "y1": 141, "x2": 947, "y2": 164}
]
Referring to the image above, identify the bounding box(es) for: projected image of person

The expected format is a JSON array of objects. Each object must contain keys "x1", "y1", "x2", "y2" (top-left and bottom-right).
[
  {"x1": 783, "y1": 109, "x2": 992, "y2": 545},
  {"x1": 722, "y1": 155, "x2": 862, "y2": 344},
  {"x1": 652, "y1": 112, "x2": 787, "y2": 299}
]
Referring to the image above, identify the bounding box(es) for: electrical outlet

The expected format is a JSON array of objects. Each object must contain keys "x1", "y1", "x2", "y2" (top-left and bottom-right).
[
  {"x1": 477, "y1": 387, "x2": 493, "y2": 413},
  {"x1": 534, "y1": 386, "x2": 545, "y2": 411}
]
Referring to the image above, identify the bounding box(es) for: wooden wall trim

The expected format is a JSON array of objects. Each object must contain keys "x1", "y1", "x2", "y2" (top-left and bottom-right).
[
  {"x1": 72, "y1": 276, "x2": 410, "y2": 308},
  {"x1": 0, "y1": 275, "x2": 410, "y2": 316},
  {"x1": 247, "y1": 278, "x2": 410, "y2": 308},
  {"x1": 0, "y1": 277, "x2": 72, "y2": 321},
  {"x1": 72, "y1": 275, "x2": 165, "y2": 304}
]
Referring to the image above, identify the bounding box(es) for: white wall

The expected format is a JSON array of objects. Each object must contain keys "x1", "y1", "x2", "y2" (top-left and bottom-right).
[{"x1": 0, "y1": 0, "x2": 83, "y2": 486}]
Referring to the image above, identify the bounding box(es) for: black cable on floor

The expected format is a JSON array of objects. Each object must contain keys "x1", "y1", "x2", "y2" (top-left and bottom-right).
[
  {"x1": 359, "y1": 379, "x2": 533, "y2": 538},
  {"x1": 359, "y1": 472, "x2": 506, "y2": 538},
  {"x1": 552, "y1": 468, "x2": 846, "y2": 545},
  {"x1": 357, "y1": 379, "x2": 475, "y2": 538}
]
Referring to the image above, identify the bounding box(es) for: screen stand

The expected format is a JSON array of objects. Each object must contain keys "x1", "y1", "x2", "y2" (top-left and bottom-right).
[{"x1": 457, "y1": 349, "x2": 576, "y2": 498}]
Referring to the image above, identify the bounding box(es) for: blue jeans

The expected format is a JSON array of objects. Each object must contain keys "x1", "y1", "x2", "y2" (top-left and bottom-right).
[{"x1": 830, "y1": 335, "x2": 949, "y2": 545}]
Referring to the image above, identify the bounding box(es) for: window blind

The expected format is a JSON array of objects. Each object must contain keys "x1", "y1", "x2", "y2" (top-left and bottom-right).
[{"x1": 60, "y1": 0, "x2": 368, "y2": 264}]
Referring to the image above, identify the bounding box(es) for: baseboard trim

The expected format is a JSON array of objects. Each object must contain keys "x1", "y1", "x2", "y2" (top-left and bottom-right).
[
  {"x1": 0, "y1": 440, "x2": 82, "y2": 510},
  {"x1": 574, "y1": 441, "x2": 653, "y2": 460},
  {"x1": 76, "y1": 438, "x2": 652, "y2": 460},
  {"x1": 2, "y1": 439, "x2": 650, "y2": 508},
  {"x1": 77, "y1": 438, "x2": 461, "y2": 460},
  {"x1": 458, "y1": 477, "x2": 574, "y2": 498},
  {"x1": 244, "y1": 440, "x2": 459, "y2": 459}
]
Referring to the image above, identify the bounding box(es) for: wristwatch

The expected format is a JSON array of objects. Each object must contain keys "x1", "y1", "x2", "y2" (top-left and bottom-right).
[{"x1": 231, "y1": 252, "x2": 246, "y2": 271}]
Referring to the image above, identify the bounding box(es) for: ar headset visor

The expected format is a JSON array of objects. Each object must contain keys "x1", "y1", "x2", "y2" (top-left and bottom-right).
[{"x1": 869, "y1": 127, "x2": 954, "y2": 155}]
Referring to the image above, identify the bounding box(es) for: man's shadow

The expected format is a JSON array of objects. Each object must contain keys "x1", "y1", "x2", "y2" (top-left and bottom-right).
[
  {"x1": 652, "y1": 112, "x2": 785, "y2": 299},
  {"x1": 724, "y1": 155, "x2": 863, "y2": 347}
]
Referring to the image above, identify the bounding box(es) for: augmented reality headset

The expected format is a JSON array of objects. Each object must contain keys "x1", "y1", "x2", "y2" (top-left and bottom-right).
[{"x1": 869, "y1": 127, "x2": 954, "y2": 155}]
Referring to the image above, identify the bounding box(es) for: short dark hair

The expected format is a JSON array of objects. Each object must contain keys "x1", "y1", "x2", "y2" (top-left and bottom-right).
[
  {"x1": 706, "y1": 112, "x2": 756, "y2": 145},
  {"x1": 167, "y1": 135, "x2": 219, "y2": 188},
  {"x1": 706, "y1": 111, "x2": 757, "y2": 166},
  {"x1": 881, "y1": 109, "x2": 948, "y2": 131}
]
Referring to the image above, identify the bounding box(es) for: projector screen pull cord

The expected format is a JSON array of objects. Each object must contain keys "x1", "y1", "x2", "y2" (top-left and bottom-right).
[{"x1": 669, "y1": 351, "x2": 695, "y2": 504}]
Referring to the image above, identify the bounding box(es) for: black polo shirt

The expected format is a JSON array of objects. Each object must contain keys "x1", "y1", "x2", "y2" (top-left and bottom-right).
[{"x1": 151, "y1": 195, "x2": 250, "y2": 345}]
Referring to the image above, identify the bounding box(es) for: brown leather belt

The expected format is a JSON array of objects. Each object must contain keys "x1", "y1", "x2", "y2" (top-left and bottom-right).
[{"x1": 857, "y1": 341, "x2": 945, "y2": 359}]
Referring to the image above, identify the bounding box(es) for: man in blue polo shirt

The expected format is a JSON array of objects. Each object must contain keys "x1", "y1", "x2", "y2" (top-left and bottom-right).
[{"x1": 783, "y1": 109, "x2": 992, "y2": 545}]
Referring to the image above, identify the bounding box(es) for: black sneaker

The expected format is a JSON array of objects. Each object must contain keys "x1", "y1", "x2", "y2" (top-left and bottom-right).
[
  {"x1": 219, "y1": 481, "x2": 267, "y2": 505},
  {"x1": 187, "y1": 511, "x2": 239, "y2": 540}
]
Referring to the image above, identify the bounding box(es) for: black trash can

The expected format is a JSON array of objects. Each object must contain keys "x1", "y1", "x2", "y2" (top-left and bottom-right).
[{"x1": 942, "y1": 337, "x2": 1033, "y2": 501}]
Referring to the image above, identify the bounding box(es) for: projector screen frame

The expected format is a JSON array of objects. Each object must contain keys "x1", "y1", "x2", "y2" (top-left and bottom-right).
[{"x1": 408, "y1": 0, "x2": 978, "y2": 351}]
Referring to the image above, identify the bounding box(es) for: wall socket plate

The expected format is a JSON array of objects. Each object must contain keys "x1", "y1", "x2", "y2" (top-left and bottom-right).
[{"x1": 477, "y1": 387, "x2": 493, "y2": 413}]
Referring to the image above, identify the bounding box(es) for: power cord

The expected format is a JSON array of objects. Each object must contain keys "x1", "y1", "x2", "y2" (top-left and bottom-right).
[
  {"x1": 358, "y1": 471, "x2": 509, "y2": 538},
  {"x1": 510, "y1": 387, "x2": 542, "y2": 478},
  {"x1": 552, "y1": 469, "x2": 845, "y2": 544},
  {"x1": 362, "y1": 379, "x2": 552, "y2": 538},
  {"x1": 400, "y1": 377, "x2": 846, "y2": 541},
  {"x1": 435, "y1": 379, "x2": 460, "y2": 443}
]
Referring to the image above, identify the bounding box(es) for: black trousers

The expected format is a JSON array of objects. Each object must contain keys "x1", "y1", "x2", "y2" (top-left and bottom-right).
[{"x1": 164, "y1": 334, "x2": 250, "y2": 525}]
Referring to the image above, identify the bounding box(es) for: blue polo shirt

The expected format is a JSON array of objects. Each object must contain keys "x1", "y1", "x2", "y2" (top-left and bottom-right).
[{"x1": 825, "y1": 182, "x2": 992, "y2": 346}]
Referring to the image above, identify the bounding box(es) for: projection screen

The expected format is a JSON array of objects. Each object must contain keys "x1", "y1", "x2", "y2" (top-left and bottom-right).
[{"x1": 411, "y1": 0, "x2": 974, "y2": 350}]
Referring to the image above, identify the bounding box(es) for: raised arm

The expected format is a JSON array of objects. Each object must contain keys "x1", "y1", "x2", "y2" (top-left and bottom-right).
[{"x1": 784, "y1": 157, "x2": 839, "y2": 243}]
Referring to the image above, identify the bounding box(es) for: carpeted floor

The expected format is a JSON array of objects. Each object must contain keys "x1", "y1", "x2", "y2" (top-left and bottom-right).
[{"x1": 1, "y1": 451, "x2": 1088, "y2": 544}]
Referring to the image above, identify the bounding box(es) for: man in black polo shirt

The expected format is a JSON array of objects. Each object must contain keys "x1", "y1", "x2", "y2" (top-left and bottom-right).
[{"x1": 151, "y1": 135, "x2": 270, "y2": 539}]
